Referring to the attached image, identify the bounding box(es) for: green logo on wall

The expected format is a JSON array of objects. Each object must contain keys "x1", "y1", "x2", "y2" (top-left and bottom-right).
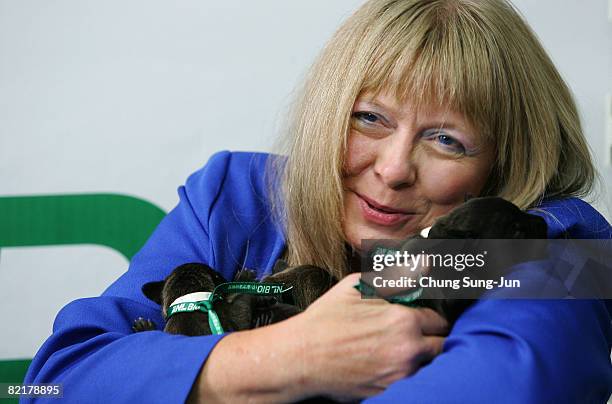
[
  {"x1": 0, "y1": 193, "x2": 167, "y2": 389},
  {"x1": 0, "y1": 193, "x2": 166, "y2": 259}
]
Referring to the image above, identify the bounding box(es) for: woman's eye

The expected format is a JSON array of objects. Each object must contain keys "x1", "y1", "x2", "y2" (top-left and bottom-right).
[
  {"x1": 352, "y1": 111, "x2": 383, "y2": 125},
  {"x1": 437, "y1": 134, "x2": 456, "y2": 146},
  {"x1": 423, "y1": 130, "x2": 466, "y2": 154}
]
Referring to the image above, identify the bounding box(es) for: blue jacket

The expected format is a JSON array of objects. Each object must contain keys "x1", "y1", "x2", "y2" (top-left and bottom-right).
[{"x1": 24, "y1": 151, "x2": 612, "y2": 403}]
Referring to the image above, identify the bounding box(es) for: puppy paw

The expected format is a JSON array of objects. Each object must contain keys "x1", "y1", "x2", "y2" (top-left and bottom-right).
[{"x1": 132, "y1": 317, "x2": 157, "y2": 332}]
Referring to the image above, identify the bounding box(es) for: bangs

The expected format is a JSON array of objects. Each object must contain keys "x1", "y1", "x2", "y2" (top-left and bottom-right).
[{"x1": 359, "y1": 1, "x2": 506, "y2": 143}]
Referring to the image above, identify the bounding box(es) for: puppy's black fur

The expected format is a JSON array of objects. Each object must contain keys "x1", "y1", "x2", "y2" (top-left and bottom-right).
[
  {"x1": 427, "y1": 196, "x2": 547, "y2": 239},
  {"x1": 263, "y1": 262, "x2": 337, "y2": 310}
]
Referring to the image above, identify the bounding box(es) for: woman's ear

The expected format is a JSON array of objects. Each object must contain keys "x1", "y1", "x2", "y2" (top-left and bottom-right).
[{"x1": 142, "y1": 281, "x2": 165, "y2": 305}]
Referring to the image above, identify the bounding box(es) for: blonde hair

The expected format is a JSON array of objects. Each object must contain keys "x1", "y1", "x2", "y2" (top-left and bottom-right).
[{"x1": 266, "y1": 0, "x2": 595, "y2": 279}]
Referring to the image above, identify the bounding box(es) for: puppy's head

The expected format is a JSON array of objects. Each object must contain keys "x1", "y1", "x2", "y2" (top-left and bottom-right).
[
  {"x1": 428, "y1": 197, "x2": 547, "y2": 239},
  {"x1": 142, "y1": 263, "x2": 227, "y2": 314},
  {"x1": 142, "y1": 263, "x2": 261, "y2": 335}
]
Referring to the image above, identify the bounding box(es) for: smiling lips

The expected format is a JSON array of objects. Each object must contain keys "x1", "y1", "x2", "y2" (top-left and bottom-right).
[{"x1": 356, "y1": 193, "x2": 415, "y2": 226}]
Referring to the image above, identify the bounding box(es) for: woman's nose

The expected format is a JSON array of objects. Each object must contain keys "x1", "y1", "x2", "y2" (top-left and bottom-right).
[{"x1": 373, "y1": 134, "x2": 417, "y2": 189}]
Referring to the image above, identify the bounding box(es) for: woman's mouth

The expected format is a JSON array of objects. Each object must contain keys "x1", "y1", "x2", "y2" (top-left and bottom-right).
[{"x1": 356, "y1": 193, "x2": 414, "y2": 226}]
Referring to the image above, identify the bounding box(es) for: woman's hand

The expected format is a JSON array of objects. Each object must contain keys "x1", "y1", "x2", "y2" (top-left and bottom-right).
[
  {"x1": 189, "y1": 273, "x2": 448, "y2": 403},
  {"x1": 293, "y1": 272, "x2": 448, "y2": 400}
]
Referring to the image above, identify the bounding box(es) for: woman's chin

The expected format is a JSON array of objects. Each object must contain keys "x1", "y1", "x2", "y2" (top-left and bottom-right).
[{"x1": 344, "y1": 223, "x2": 420, "y2": 250}]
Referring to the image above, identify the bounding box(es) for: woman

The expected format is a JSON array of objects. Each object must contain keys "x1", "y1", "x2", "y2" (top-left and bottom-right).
[{"x1": 25, "y1": 0, "x2": 611, "y2": 403}]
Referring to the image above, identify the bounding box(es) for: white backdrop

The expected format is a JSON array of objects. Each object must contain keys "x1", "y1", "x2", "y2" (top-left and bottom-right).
[{"x1": 0, "y1": 0, "x2": 610, "y2": 362}]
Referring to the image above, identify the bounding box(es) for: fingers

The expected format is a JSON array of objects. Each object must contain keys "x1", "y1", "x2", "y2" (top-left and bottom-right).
[
  {"x1": 338, "y1": 272, "x2": 362, "y2": 285},
  {"x1": 418, "y1": 336, "x2": 446, "y2": 364},
  {"x1": 413, "y1": 307, "x2": 449, "y2": 336},
  {"x1": 335, "y1": 272, "x2": 364, "y2": 296}
]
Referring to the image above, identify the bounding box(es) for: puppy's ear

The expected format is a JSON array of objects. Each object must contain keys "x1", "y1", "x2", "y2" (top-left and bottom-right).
[
  {"x1": 190, "y1": 263, "x2": 228, "y2": 286},
  {"x1": 526, "y1": 214, "x2": 548, "y2": 238},
  {"x1": 142, "y1": 281, "x2": 165, "y2": 305},
  {"x1": 234, "y1": 268, "x2": 257, "y2": 282}
]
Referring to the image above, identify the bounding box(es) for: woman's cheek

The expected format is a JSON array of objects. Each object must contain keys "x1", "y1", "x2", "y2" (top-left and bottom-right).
[
  {"x1": 419, "y1": 162, "x2": 480, "y2": 205},
  {"x1": 344, "y1": 132, "x2": 376, "y2": 176}
]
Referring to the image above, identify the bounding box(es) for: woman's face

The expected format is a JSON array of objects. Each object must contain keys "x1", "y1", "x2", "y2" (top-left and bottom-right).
[{"x1": 342, "y1": 91, "x2": 495, "y2": 249}]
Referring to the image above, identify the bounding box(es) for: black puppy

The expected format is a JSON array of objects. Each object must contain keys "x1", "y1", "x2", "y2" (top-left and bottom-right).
[
  {"x1": 426, "y1": 196, "x2": 547, "y2": 239},
  {"x1": 407, "y1": 196, "x2": 548, "y2": 322},
  {"x1": 137, "y1": 263, "x2": 301, "y2": 335},
  {"x1": 136, "y1": 264, "x2": 344, "y2": 404}
]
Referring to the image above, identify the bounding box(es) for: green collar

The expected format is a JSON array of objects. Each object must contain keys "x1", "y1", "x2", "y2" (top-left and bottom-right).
[
  {"x1": 354, "y1": 280, "x2": 423, "y2": 306},
  {"x1": 166, "y1": 282, "x2": 292, "y2": 335}
]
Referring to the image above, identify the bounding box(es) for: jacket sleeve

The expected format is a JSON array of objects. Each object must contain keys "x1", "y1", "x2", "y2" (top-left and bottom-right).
[
  {"x1": 364, "y1": 298, "x2": 612, "y2": 404},
  {"x1": 23, "y1": 151, "x2": 234, "y2": 404}
]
